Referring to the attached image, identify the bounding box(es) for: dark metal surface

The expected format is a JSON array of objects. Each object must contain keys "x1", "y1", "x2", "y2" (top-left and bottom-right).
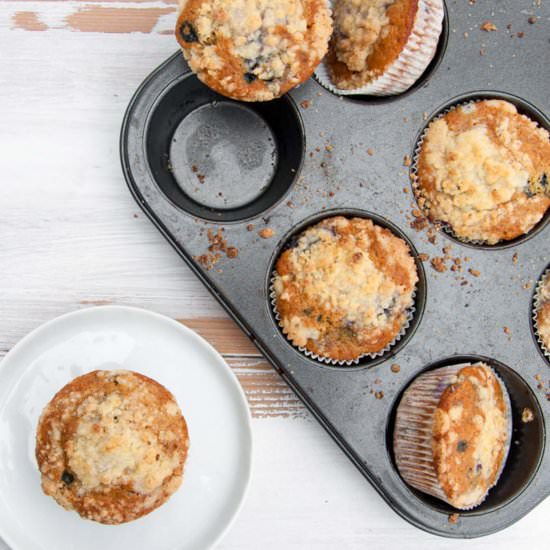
[{"x1": 120, "y1": 0, "x2": 550, "y2": 537}]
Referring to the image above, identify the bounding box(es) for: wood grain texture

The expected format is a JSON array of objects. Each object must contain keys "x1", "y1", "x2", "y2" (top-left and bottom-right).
[{"x1": 1, "y1": 2, "x2": 549, "y2": 548}]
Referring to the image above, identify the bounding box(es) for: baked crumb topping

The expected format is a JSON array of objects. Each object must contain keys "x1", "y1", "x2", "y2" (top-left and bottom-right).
[
  {"x1": 333, "y1": 0, "x2": 393, "y2": 72},
  {"x1": 177, "y1": 0, "x2": 332, "y2": 101},
  {"x1": 36, "y1": 370, "x2": 189, "y2": 524},
  {"x1": 417, "y1": 100, "x2": 550, "y2": 244},
  {"x1": 433, "y1": 364, "x2": 509, "y2": 509},
  {"x1": 273, "y1": 216, "x2": 418, "y2": 361}
]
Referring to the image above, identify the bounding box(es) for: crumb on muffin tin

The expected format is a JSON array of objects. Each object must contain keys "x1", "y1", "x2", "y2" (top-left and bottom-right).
[
  {"x1": 415, "y1": 99, "x2": 550, "y2": 244},
  {"x1": 176, "y1": 0, "x2": 332, "y2": 101},
  {"x1": 272, "y1": 216, "x2": 418, "y2": 362},
  {"x1": 36, "y1": 370, "x2": 189, "y2": 524}
]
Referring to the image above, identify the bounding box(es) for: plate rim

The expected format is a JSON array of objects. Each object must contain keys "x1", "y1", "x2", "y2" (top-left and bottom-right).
[{"x1": 0, "y1": 304, "x2": 254, "y2": 550}]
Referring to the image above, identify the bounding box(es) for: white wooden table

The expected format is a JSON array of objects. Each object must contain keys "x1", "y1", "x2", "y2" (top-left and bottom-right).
[{"x1": 1, "y1": 2, "x2": 549, "y2": 548}]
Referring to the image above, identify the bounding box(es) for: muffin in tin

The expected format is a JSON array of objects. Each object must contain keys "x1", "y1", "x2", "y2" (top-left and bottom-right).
[
  {"x1": 415, "y1": 99, "x2": 550, "y2": 244},
  {"x1": 272, "y1": 216, "x2": 418, "y2": 362},
  {"x1": 175, "y1": 0, "x2": 332, "y2": 102},
  {"x1": 534, "y1": 270, "x2": 550, "y2": 355},
  {"x1": 36, "y1": 370, "x2": 189, "y2": 524},
  {"x1": 394, "y1": 363, "x2": 512, "y2": 510},
  {"x1": 323, "y1": 0, "x2": 444, "y2": 94}
]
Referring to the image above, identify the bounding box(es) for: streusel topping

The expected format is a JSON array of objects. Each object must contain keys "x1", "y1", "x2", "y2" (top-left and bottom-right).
[
  {"x1": 273, "y1": 217, "x2": 418, "y2": 361},
  {"x1": 417, "y1": 100, "x2": 550, "y2": 243},
  {"x1": 177, "y1": 0, "x2": 332, "y2": 101}
]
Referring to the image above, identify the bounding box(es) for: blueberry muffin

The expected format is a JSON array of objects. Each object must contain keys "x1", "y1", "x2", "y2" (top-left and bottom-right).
[
  {"x1": 535, "y1": 271, "x2": 550, "y2": 353},
  {"x1": 394, "y1": 363, "x2": 512, "y2": 509},
  {"x1": 36, "y1": 370, "x2": 189, "y2": 524},
  {"x1": 416, "y1": 99, "x2": 550, "y2": 244},
  {"x1": 273, "y1": 216, "x2": 418, "y2": 362},
  {"x1": 325, "y1": 0, "x2": 443, "y2": 94},
  {"x1": 176, "y1": 0, "x2": 332, "y2": 101}
]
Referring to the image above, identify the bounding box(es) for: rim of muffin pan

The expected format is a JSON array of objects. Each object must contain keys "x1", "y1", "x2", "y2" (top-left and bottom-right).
[
  {"x1": 314, "y1": 1, "x2": 449, "y2": 104},
  {"x1": 385, "y1": 354, "x2": 546, "y2": 516},
  {"x1": 266, "y1": 208, "x2": 427, "y2": 370},
  {"x1": 409, "y1": 90, "x2": 550, "y2": 250},
  {"x1": 145, "y1": 72, "x2": 305, "y2": 223}
]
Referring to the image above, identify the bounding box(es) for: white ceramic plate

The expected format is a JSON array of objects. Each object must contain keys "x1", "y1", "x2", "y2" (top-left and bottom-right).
[{"x1": 0, "y1": 306, "x2": 253, "y2": 550}]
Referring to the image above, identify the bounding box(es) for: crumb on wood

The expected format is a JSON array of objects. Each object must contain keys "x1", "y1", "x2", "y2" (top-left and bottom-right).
[
  {"x1": 374, "y1": 391, "x2": 384, "y2": 400},
  {"x1": 503, "y1": 326, "x2": 511, "y2": 335},
  {"x1": 522, "y1": 407, "x2": 534, "y2": 423},
  {"x1": 403, "y1": 155, "x2": 412, "y2": 167},
  {"x1": 512, "y1": 252, "x2": 518, "y2": 264},
  {"x1": 528, "y1": 15, "x2": 538, "y2": 24},
  {"x1": 418, "y1": 253, "x2": 430, "y2": 262},
  {"x1": 468, "y1": 268, "x2": 481, "y2": 277},
  {"x1": 367, "y1": 148, "x2": 374, "y2": 156},
  {"x1": 247, "y1": 224, "x2": 255, "y2": 231},
  {"x1": 300, "y1": 99, "x2": 311, "y2": 109},
  {"x1": 391, "y1": 364, "x2": 401, "y2": 373},
  {"x1": 259, "y1": 228, "x2": 275, "y2": 239}
]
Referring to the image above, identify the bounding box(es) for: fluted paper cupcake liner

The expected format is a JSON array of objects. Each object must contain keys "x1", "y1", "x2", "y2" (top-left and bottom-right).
[
  {"x1": 532, "y1": 267, "x2": 550, "y2": 360},
  {"x1": 315, "y1": 0, "x2": 444, "y2": 96},
  {"x1": 269, "y1": 272, "x2": 417, "y2": 366},
  {"x1": 394, "y1": 363, "x2": 513, "y2": 510}
]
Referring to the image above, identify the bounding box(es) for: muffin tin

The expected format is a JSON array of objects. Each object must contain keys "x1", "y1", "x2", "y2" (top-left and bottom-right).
[{"x1": 120, "y1": 0, "x2": 550, "y2": 538}]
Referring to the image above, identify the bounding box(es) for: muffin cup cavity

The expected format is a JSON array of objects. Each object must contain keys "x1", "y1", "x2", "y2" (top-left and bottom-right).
[
  {"x1": 389, "y1": 356, "x2": 545, "y2": 515},
  {"x1": 411, "y1": 91, "x2": 550, "y2": 249},
  {"x1": 315, "y1": 0, "x2": 446, "y2": 98},
  {"x1": 145, "y1": 72, "x2": 304, "y2": 222},
  {"x1": 267, "y1": 210, "x2": 426, "y2": 368},
  {"x1": 393, "y1": 362, "x2": 512, "y2": 511},
  {"x1": 532, "y1": 266, "x2": 550, "y2": 361}
]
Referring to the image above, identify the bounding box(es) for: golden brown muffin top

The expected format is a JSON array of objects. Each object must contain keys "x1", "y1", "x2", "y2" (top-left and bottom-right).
[
  {"x1": 416, "y1": 99, "x2": 550, "y2": 244},
  {"x1": 327, "y1": 0, "x2": 418, "y2": 89},
  {"x1": 36, "y1": 370, "x2": 189, "y2": 524},
  {"x1": 273, "y1": 216, "x2": 418, "y2": 361},
  {"x1": 432, "y1": 364, "x2": 509, "y2": 509},
  {"x1": 176, "y1": 0, "x2": 332, "y2": 101}
]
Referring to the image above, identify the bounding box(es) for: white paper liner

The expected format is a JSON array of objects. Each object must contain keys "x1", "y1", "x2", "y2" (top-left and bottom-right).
[
  {"x1": 411, "y1": 98, "x2": 550, "y2": 247},
  {"x1": 270, "y1": 272, "x2": 417, "y2": 366},
  {"x1": 532, "y1": 267, "x2": 550, "y2": 360},
  {"x1": 315, "y1": 0, "x2": 444, "y2": 96},
  {"x1": 393, "y1": 362, "x2": 513, "y2": 510}
]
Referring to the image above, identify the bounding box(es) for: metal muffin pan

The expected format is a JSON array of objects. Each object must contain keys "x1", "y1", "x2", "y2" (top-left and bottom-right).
[{"x1": 121, "y1": 0, "x2": 550, "y2": 537}]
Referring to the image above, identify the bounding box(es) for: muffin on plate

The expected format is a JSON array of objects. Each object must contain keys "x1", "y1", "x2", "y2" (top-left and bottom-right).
[
  {"x1": 415, "y1": 99, "x2": 550, "y2": 244},
  {"x1": 320, "y1": 0, "x2": 444, "y2": 95},
  {"x1": 394, "y1": 363, "x2": 512, "y2": 510},
  {"x1": 36, "y1": 370, "x2": 189, "y2": 524},
  {"x1": 534, "y1": 270, "x2": 550, "y2": 356},
  {"x1": 176, "y1": 0, "x2": 332, "y2": 101},
  {"x1": 272, "y1": 216, "x2": 418, "y2": 363}
]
